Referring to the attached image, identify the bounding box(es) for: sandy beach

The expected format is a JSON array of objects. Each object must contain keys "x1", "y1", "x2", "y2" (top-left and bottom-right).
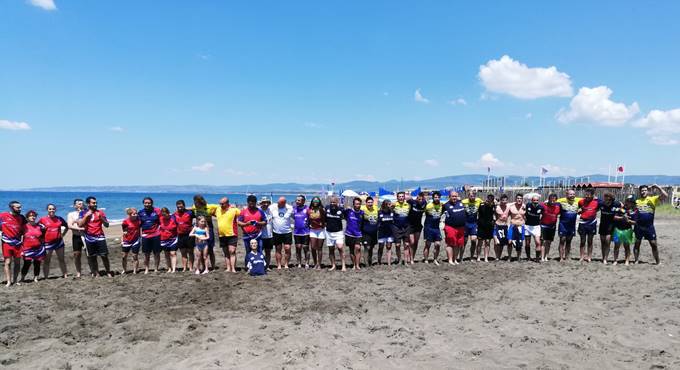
[{"x1": 0, "y1": 216, "x2": 678, "y2": 369}]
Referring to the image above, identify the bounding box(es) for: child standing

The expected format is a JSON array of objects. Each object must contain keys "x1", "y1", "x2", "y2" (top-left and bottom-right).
[{"x1": 190, "y1": 216, "x2": 210, "y2": 275}]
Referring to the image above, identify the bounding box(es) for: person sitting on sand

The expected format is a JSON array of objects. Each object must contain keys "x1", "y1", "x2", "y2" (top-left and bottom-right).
[
  {"x1": 612, "y1": 195, "x2": 637, "y2": 266},
  {"x1": 246, "y1": 239, "x2": 267, "y2": 276},
  {"x1": 121, "y1": 207, "x2": 141, "y2": 274},
  {"x1": 190, "y1": 216, "x2": 211, "y2": 275},
  {"x1": 20, "y1": 210, "x2": 46, "y2": 283}
]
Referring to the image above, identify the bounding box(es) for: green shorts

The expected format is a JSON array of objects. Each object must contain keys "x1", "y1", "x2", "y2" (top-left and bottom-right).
[{"x1": 613, "y1": 228, "x2": 635, "y2": 245}]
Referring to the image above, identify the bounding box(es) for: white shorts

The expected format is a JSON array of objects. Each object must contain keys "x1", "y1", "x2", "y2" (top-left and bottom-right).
[
  {"x1": 309, "y1": 228, "x2": 326, "y2": 239},
  {"x1": 525, "y1": 225, "x2": 541, "y2": 237},
  {"x1": 378, "y1": 237, "x2": 394, "y2": 244},
  {"x1": 325, "y1": 231, "x2": 345, "y2": 247}
]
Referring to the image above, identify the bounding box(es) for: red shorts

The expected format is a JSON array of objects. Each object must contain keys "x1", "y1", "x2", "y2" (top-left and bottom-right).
[
  {"x1": 2, "y1": 242, "x2": 22, "y2": 259},
  {"x1": 444, "y1": 225, "x2": 465, "y2": 247}
]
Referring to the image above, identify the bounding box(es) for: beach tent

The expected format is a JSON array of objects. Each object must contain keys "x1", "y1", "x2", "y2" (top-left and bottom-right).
[{"x1": 342, "y1": 189, "x2": 360, "y2": 197}]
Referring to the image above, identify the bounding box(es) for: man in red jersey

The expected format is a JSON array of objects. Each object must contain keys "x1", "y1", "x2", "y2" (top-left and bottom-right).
[
  {"x1": 540, "y1": 193, "x2": 561, "y2": 261},
  {"x1": 174, "y1": 200, "x2": 195, "y2": 272},
  {"x1": 577, "y1": 189, "x2": 600, "y2": 262},
  {"x1": 1, "y1": 201, "x2": 26, "y2": 286},
  {"x1": 77, "y1": 196, "x2": 113, "y2": 277}
]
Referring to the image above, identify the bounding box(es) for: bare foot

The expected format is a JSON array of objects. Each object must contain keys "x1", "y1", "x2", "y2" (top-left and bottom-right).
[
  {"x1": 202, "y1": 270, "x2": 209, "y2": 275},
  {"x1": 144, "y1": 269, "x2": 149, "y2": 275},
  {"x1": 33, "y1": 277, "x2": 39, "y2": 283},
  {"x1": 194, "y1": 270, "x2": 200, "y2": 275},
  {"x1": 277, "y1": 266, "x2": 282, "y2": 270},
  {"x1": 448, "y1": 260, "x2": 455, "y2": 266},
  {"x1": 5, "y1": 281, "x2": 11, "y2": 287},
  {"x1": 341, "y1": 266, "x2": 347, "y2": 272},
  {"x1": 613, "y1": 261, "x2": 618, "y2": 266},
  {"x1": 329, "y1": 265, "x2": 336, "y2": 271},
  {"x1": 433, "y1": 260, "x2": 440, "y2": 266},
  {"x1": 75, "y1": 272, "x2": 81, "y2": 278},
  {"x1": 284, "y1": 265, "x2": 289, "y2": 269}
]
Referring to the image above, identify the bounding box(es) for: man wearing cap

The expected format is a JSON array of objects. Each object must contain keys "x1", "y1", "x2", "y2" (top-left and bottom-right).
[
  {"x1": 215, "y1": 197, "x2": 240, "y2": 272},
  {"x1": 259, "y1": 196, "x2": 274, "y2": 269}
]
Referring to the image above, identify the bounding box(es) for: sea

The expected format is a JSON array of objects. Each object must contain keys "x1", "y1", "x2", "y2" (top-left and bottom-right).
[{"x1": 0, "y1": 191, "x2": 292, "y2": 222}]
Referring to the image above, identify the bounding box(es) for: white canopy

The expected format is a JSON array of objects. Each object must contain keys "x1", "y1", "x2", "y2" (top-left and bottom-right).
[{"x1": 341, "y1": 189, "x2": 360, "y2": 197}]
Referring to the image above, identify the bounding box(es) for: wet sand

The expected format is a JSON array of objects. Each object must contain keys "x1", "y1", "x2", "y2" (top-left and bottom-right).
[{"x1": 1, "y1": 217, "x2": 678, "y2": 369}]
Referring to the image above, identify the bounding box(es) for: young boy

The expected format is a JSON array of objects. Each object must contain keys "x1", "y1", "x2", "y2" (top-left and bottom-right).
[{"x1": 246, "y1": 239, "x2": 267, "y2": 276}]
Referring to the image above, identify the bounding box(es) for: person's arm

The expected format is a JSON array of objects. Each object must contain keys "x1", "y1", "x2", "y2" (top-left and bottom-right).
[
  {"x1": 60, "y1": 217, "x2": 69, "y2": 237},
  {"x1": 101, "y1": 212, "x2": 109, "y2": 228},
  {"x1": 236, "y1": 212, "x2": 249, "y2": 227},
  {"x1": 77, "y1": 211, "x2": 92, "y2": 228},
  {"x1": 651, "y1": 184, "x2": 669, "y2": 200},
  {"x1": 257, "y1": 210, "x2": 267, "y2": 226},
  {"x1": 67, "y1": 212, "x2": 84, "y2": 232},
  {"x1": 189, "y1": 227, "x2": 196, "y2": 237}
]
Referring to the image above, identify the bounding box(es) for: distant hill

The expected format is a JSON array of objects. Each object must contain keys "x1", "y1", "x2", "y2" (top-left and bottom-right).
[{"x1": 13, "y1": 174, "x2": 680, "y2": 194}]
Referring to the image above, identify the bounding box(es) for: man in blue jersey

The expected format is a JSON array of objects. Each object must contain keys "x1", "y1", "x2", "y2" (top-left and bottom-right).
[
  {"x1": 557, "y1": 190, "x2": 580, "y2": 262},
  {"x1": 633, "y1": 184, "x2": 667, "y2": 265}
]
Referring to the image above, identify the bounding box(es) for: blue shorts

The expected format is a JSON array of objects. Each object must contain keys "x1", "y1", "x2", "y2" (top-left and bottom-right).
[
  {"x1": 507, "y1": 225, "x2": 525, "y2": 243},
  {"x1": 121, "y1": 238, "x2": 141, "y2": 254},
  {"x1": 141, "y1": 236, "x2": 161, "y2": 254},
  {"x1": 464, "y1": 223, "x2": 478, "y2": 237},
  {"x1": 578, "y1": 219, "x2": 597, "y2": 236},
  {"x1": 494, "y1": 225, "x2": 508, "y2": 246},
  {"x1": 161, "y1": 237, "x2": 178, "y2": 251},
  {"x1": 634, "y1": 224, "x2": 657, "y2": 241},
  {"x1": 558, "y1": 222, "x2": 576, "y2": 237},
  {"x1": 423, "y1": 225, "x2": 442, "y2": 242}
]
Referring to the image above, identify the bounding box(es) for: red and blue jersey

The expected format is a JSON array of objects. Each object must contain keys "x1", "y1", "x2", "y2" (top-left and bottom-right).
[
  {"x1": 121, "y1": 218, "x2": 141, "y2": 243},
  {"x1": 578, "y1": 198, "x2": 601, "y2": 222},
  {"x1": 38, "y1": 216, "x2": 67, "y2": 244},
  {"x1": 0, "y1": 212, "x2": 26, "y2": 245},
  {"x1": 238, "y1": 207, "x2": 266, "y2": 238},
  {"x1": 173, "y1": 210, "x2": 194, "y2": 235},
  {"x1": 159, "y1": 216, "x2": 178, "y2": 241},
  {"x1": 22, "y1": 223, "x2": 44, "y2": 250},
  {"x1": 79, "y1": 210, "x2": 107, "y2": 237},
  {"x1": 138, "y1": 207, "x2": 161, "y2": 238}
]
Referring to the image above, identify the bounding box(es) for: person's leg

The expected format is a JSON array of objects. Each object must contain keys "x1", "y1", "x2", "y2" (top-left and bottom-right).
[
  {"x1": 586, "y1": 233, "x2": 594, "y2": 262},
  {"x1": 170, "y1": 250, "x2": 177, "y2": 272},
  {"x1": 470, "y1": 236, "x2": 478, "y2": 260},
  {"x1": 385, "y1": 242, "x2": 393, "y2": 266},
  {"x1": 423, "y1": 240, "x2": 431, "y2": 263},
  {"x1": 543, "y1": 239, "x2": 551, "y2": 261},
  {"x1": 476, "y1": 236, "x2": 484, "y2": 262},
  {"x1": 493, "y1": 238, "x2": 502, "y2": 261},
  {"x1": 559, "y1": 236, "x2": 566, "y2": 262},
  {"x1": 328, "y1": 242, "x2": 336, "y2": 271},
  {"x1": 303, "y1": 241, "x2": 310, "y2": 268},
  {"x1": 283, "y1": 243, "x2": 291, "y2": 269},
  {"x1": 194, "y1": 248, "x2": 202, "y2": 273},
  {"x1": 102, "y1": 256, "x2": 112, "y2": 276},
  {"x1": 33, "y1": 260, "x2": 41, "y2": 281},
  {"x1": 73, "y1": 242, "x2": 82, "y2": 278},
  {"x1": 612, "y1": 242, "x2": 620, "y2": 265},
  {"x1": 600, "y1": 235, "x2": 611, "y2": 264},
  {"x1": 623, "y1": 243, "x2": 631, "y2": 265},
  {"x1": 164, "y1": 250, "x2": 171, "y2": 272},
  {"x1": 56, "y1": 247, "x2": 67, "y2": 277},
  {"x1": 402, "y1": 239, "x2": 411, "y2": 265},
  {"x1": 338, "y1": 243, "x2": 346, "y2": 271},
  {"x1": 446, "y1": 243, "x2": 455, "y2": 265},
  {"x1": 578, "y1": 231, "x2": 587, "y2": 262},
  {"x1": 143, "y1": 252, "x2": 151, "y2": 274},
  {"x1": 649, "y1": 240, "x2": 660, "y2": 265},
  {"x1": 633, "y1": 239, "x2": 642, "y2": 264},
  {"x1": 20, "y1": 260, "x2": 32, "y2": 282},
  {"x1": 275, "y1": 243, "x2": 283, "y2": 269},
  {"x1": 228, "y1": 245, "x2": 237, "y2": 272},
  {"x1": 377, "y1": 242, "x2": 384, "y2": 265},
  {"x1": 295, "y1": 242, "x2": 303, "y2": 268},
  {"x1": 203, "y1": 248, "x2": 210, "y2": 274},
  {"x1": 354, "y1": 243, "x2": 362, "y2": 270},
  {"x1": 433, "y1": 241, "x2": 441, "y2": 265},
  {"x1": 154, "y1": 250, "x2": 161, "y2": 272},
  {"x1": 42, "y1": 250, "x2": 52, "y2": 279},
  {"x1": 409, "y1": 231, "x2": 420, "y2": 264},
  {"x1": 264, "y1": 243, "x2": 272, "y2": 268},
  {"x1": 4, "y1": 257, "x2": 12, "y2": 286},
  {"x1": 121, "y1": 251, "x2": 129, "y2": 273}
]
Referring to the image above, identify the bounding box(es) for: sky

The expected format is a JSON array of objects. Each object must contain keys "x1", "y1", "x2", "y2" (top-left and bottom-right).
[{"x1": 1, "y1": 0, "x2": 680, "y2": 188}]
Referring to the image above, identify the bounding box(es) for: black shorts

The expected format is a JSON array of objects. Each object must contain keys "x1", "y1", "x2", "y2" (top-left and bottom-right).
[
  {"x1": 85, "y1": 240, "x2": 108, "y2": 257},
  {"x1": 294, "y1": 235, "x2": 309, "y2": 246},
  {"x1": 72, "y1": 234, "x2": 84, "y2": 252},
  {"x1": 392, "y1": 226, "x2": 410, "y2": 243},
  {"x1": 409, "y1": 222, "x2": 423, "y2": 233},
  {"x1": 261, "y1": 238, "x2": 273, "y2": 250},
  {"x1": 598, "y1": 222, "x2": 614, "y2": 236},
  {"x1": 541, "y1": 225, "x2": 556, "y2": 241},
  {"x1": 361, "y1": 232, "x2": 378, "y2": 247},
  {"x1": 494, "y1": 225, "x2": 509, "y2": 246},
  {"x1": 177, "y1": 234, "x2": 194, "y2": 250},
  {"x1": 477, "y1": 224, "x2": 494, "y2": 240},
  {"x1": 345, "y1": 236, "x2": 362, "y2": 249},
  {"x1": 273, "y1": 232, "x2": 293, "y2": 245},
  {"x1": 219, "y1": 236, "x2": 238, "y2": 249}
]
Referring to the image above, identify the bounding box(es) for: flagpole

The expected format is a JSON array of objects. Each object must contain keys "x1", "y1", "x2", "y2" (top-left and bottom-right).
[
  {"x1": 608, "y1": 164, "x2": 611, "y2": 183},
  {"x1": 622, "y1": 164, "x2": 625, "y2": 184}
]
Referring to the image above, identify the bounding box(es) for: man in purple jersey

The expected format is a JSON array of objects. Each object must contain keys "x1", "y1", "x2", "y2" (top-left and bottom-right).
[
  {"x1": 344, "y1": 198, "x2": 364, "y2": 270},
  {"x1": 292, "y1": 195, "x2": 310, "y2": 268}
]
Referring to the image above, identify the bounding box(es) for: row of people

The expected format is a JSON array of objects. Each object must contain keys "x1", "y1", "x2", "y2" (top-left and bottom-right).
[{"x1": 0, "y1": 185, "x2": 666, "y2": 285}]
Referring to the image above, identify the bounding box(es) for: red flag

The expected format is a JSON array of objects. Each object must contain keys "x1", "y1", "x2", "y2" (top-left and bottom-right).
[{"x1": 617, "y1": 166, "x2": 624, "y2": 173}]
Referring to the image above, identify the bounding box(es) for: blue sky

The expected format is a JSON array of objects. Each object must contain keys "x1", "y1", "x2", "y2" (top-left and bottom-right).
[{"x1": 1, "y1": 0, "x2": 679, "y2": 188}]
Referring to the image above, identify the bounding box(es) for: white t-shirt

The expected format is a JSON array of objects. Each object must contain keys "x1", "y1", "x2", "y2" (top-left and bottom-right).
[
  {"x1": 271, "y1": 204, "x2": 294, "y2": 234},
  {"x1": 259, "y1": 207, "x2": 273, "y2": 239}
]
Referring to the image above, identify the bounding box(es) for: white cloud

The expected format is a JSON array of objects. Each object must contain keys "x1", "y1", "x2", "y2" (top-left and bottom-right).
[
  {"x1": 198, "y1": 54, "x2": 211, "y2": 60},
  {"x1": 534, "y1": 164, "x2": 576, "y2": 176},
  {"x1": 109, "y1": 126, "x2": 124, "y2": 132},
  {"x1": 28, "y1": 0, "x2": 57, "y2": 11},
  {"x1": 463, "y1": 153, "x2": 504, "y2": 169},
  {"x1": 383, "y1": 92, "x2": 389, "y2": 96},
  {"x1": 304, "y1": 122, "x2": 323, "y2": 129},
  {"x1": 525, "y1": 113, "x2": 533, "y2": 119},
  {"x1": 224, "y1": 168, "x2": 256, "y2": 176},
  {"x1": 414, "y1": 89, "x2": 430, "y2": 104},
  {"x1": 0, "y1": 120, "x2": 31, "y2": 131},
  {"x1": 479, "y1": 55, "x2": 573, "y2": 99},
  {"x1": 354, "y1": 174, "x2": 376, "y2": 182},
  {"x1": 191, "y1": 162, "x2": 215, "y2": 172},
  {"x1": 424, "y1": 159, "x2": 440, "y2": 167},
  {"x1": 449, "y1": 98, "x2": 467, "y2": 106},
  {"x1": 633, "y1": 108, "x2": 680, "y2": 145},
  {"x1": 556, "y1": 86, "x2": 639, "y2": 126}
]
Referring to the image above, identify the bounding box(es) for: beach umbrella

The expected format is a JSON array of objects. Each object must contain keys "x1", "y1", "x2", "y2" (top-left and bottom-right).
[{"x1": 341, "y1": 189, "x2": 360, "y2": 197}]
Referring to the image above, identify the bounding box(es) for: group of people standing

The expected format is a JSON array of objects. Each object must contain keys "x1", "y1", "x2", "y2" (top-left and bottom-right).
[{"x1": 0, "y1": 184, "x2": 667, "y2": 286}]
